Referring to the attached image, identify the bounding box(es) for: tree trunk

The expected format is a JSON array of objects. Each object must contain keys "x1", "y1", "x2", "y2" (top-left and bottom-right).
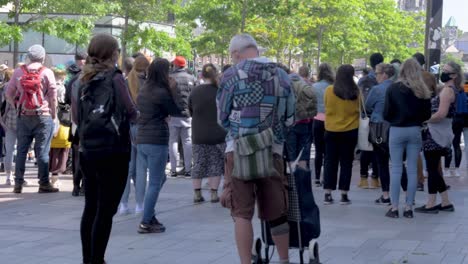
[
  {"x1": 12, "y1": 0, "x2": 21, "y2": 67},
  {"x1": 121, "y1": 13, "x2": 130, "y2": 59},
  {"x1": 221, "y1": 52, "x2": 225, "y2": 67},
  {"x1": 288, "y1": 47, "x2": 292, "y2": 69},
  {"x1": 241, "y1": 0, "x2": 248, "y2": 32},
  {"x1": 316, "y1": 25, "x2": 324, "y2": 69}
]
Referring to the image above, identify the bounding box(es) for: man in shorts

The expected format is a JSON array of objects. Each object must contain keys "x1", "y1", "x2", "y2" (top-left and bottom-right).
[{"x1": 217, "y1": 34, "x2": 295, "y2": 264}]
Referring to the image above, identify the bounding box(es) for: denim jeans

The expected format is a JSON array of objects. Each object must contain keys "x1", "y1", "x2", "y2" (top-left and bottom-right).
[
  {"x1": 15, "y1": 115, "x2": 54, "y2": 185},
  {"x1": 169, "y1": 124, "x2": 192, "y2": 172},
  {"x1": 121, "y1": 124, "x2": 138, "y2": 204},
  {"x1": 464, "y1": 128, "x2": 468, "y2": 168},
  {"x1": 137, "y1": 144, "x2": 168, "y2": 223},
  {"x1": 389, "y1": 126, "x2": 422, "y2": 208},
  {"x1": 284, "y1": 122, "x2": 313, "y2": 162},
  {"x1": 4, "y1": 128, "x2": 17, "y2": 174}
]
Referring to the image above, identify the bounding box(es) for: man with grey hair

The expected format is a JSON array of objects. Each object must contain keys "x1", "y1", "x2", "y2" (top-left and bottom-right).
[
  {"x1": 6, "y1": 44, "x2": 58, "y2": 193},
  {"x1": 218, "y1": 34, "x2": 295, "y2": 264}
]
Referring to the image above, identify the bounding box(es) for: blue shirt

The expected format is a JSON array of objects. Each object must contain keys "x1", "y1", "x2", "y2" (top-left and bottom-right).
[
  {"x1": 365, "y1": 79, "x2": 393, "y2": 123},
  {"x1": 312, "y1": 80, "x2": 331, "y2": 114}
]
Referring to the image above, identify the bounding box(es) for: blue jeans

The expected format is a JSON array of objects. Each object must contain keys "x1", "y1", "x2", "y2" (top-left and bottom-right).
[
  {"x1": 15, "y1": 115, "x2": 54, "y2": 185},
  {"x1": 121, "y1": 124, "x2": 138, "y2": 204},
  {"x1": 284, "y1": 122, "x2": 313, "y2": 162},
  {"x1": 137, "y1": 144, "x2": 168, "y2": 223},
  {"x1": 389, "y1": 126, "x2": 422, "y2": 208}
]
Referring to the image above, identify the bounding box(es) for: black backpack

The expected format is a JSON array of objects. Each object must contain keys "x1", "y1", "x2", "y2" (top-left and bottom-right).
[
  {"x1": 57, "y1": 103, "x2": 71, "y2": 127},
  {"x1": 77, "y1": 69, "x2": 130, "y2": 156}
]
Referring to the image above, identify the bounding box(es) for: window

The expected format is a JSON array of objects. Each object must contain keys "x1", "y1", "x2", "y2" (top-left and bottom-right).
[
  {"x1": 18, "y1": 31, "x2": 43, "y2": 52},
  {"x1": 44, "y1": 34, "x2": 76, "y2": 54}
]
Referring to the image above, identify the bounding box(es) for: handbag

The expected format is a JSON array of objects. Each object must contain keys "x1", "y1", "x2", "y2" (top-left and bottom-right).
[
  {"x1": 369, "y1": 121, "x2": 390, "y2": 145},
  {"x1": 232, "y1": 128, "x2": 279, "y2": 181},
  {"x1": 358, "y1": 93, "x2": 373, "y2": 151}
]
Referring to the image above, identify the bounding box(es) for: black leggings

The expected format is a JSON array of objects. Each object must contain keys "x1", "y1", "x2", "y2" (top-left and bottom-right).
[
  {"x1": 313, "y1": 120, "x2": 325, "y2": 181},
  {"x1": 424, "y1": 149, "x2": 448, "y2": 194},
  {"x1": 80, "y1": 152, "x2": 129, "y2": 264},
  {"x1": 445, "y1": 124, "x2": 463, "y2": 168}
]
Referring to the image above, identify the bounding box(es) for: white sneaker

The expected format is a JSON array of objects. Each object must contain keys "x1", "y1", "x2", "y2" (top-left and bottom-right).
[
  {"x1": 135, "y1": 203, "x2": 144, "y2": 214},
  {"x1": 118, "y1": 203, "x2": 131, "y2": 215},
  {"x1": 453, "y1": 168, "x2": 461, "y2": 177},
  {"x1": 443, "y1": 168, "x2": 452, "y2": 177}
]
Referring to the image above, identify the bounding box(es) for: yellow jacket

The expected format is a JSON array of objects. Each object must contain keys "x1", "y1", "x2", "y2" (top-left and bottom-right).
[{"x1": 324, "y1": 86, "x2": 359, "y2": 132}]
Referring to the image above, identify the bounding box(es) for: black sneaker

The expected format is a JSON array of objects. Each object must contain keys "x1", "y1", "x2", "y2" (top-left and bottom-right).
[
  {"x1": 0, "y1": 163, "x2": 5, "y2": 173},
  {"x1": 340, "y1": 194, "x2": 351, "y2": 205},
  {"x1": 72, "y1": 186, "x2": 80, "y2": 197},
  {"x1": 436, "y1": 204, "x2": 455, "y2": 212},
  {"x1": 169, "y1": 171, "x2": 178, "y2": 178},
  {"x1": 184, "y1": 171, "x2": 191, "y2": 179},
  {"x1": 314, "y1": 180, "x2": 322, "y2": 187},
  {"x1": 417, "y1": 183, "x2": 424, "y2": 192},
  {"x1": 375, "y1": 195, "x2": 391, "y2": 205},
  {"x1": 403, "y1": 209, "x2": 414, "y2": 218},
  {"x1": 138, "y1": 217, "x2": 166, "y2": 234},
  {"x1": 38, "y1": 183, "x2": 59, "y2": 193},
  {"x1": 13, "y1": 184, "x2": 22, "y2": 194},
  {"x1": 385, "y1": 208, "x2": 399, "y2": 218},
  {"x1": 415, "y1": 205, "x2": 439, "y2": 214},
  {"x1": 324, "y1": 193, "x2": 334, "y2": 205}
]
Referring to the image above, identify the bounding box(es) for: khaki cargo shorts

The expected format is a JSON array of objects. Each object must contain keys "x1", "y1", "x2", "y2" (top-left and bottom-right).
[{"x1": 220, "y1": 152, "x2": 288, "y2": 221}]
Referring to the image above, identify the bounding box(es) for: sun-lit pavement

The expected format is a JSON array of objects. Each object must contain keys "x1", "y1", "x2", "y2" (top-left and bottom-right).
[{"x1": 0, "y1": 160, "x2": 468, "y2": 264}]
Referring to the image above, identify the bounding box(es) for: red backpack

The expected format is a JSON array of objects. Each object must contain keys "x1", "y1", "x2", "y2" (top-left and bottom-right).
[{"x1": 18, "y1": 65, "x2": 46, "y2": 114}]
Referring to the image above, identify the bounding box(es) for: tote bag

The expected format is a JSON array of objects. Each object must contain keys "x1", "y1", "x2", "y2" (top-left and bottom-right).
[{"x1": 358, "y1": 94, "x2": 373, "y2": 151}]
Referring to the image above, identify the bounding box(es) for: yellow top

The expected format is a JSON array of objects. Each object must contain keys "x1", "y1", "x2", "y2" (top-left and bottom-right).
[
  {"x1": 324, "y1": 85, "x2": 359, "y2": 132},
  {"x1": 51, "y1": 125, "x2": 72, "y2": 148}
]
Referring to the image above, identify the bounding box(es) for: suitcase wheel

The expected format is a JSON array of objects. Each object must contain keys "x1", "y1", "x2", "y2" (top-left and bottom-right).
[{"x1": 309, "y1": 239, "x2": 320, "y2": 264}]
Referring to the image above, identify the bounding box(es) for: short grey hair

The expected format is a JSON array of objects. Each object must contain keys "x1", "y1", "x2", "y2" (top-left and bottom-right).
[
  {"x1": 229, "y1": 34, "x2": 258, "y2": 53},
  {"x1": 376, "y1": 63, "x2": 395, "y2": 78}
]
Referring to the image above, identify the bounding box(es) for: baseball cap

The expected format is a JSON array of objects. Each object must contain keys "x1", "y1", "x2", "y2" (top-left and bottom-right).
[
  {"x1": 27, "y1": 44, "x2": 46, "y2": 62},
  {"x1": 172, "y1": 56, "x2": 186, "y2": 68}
]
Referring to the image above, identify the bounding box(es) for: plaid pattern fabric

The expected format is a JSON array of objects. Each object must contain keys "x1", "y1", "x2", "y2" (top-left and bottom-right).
[
  {"x1": 217, "y1": 59, "x2": 295, "y2": 145},
  {"x1": 3, "y1": 102, "x2": 17, "y2": 131},
  {"x1": 232, "y1": 128, "x2": 277, "y2": 181},
  {"x1": 286, "y1": 169, "x2": 301, "y2": 222}
]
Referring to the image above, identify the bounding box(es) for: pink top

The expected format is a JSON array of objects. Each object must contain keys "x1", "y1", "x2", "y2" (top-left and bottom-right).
[
  {"x1": 314, "y1": 112, "x2": 325, "y2": 121},
  {"x1": 6, "y1": 62, "x2": 57, "y2": 118}
]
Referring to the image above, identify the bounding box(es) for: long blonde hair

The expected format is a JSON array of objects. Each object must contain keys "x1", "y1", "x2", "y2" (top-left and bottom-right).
[
  {"x1": 127, "y1": 56, "x2": 150, "y2": 102},
  {"x1": 398, "y1": 58, "x2": 431, "y2": 99}
]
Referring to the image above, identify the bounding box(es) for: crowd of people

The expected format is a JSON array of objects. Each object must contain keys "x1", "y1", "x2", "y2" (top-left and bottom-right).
[{"x1": 0, "y1": 32, "x2": 466, "y2": 264}]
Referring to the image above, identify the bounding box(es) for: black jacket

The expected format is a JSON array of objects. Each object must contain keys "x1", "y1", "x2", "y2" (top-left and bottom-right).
[
  {"x1": 136, "y1": 83, "x2": 181, "y2": 145},
  {"x1": 170, "y1": 68, "x2": 196, "y2": 118},
  {"x1": 383, "y1": 82, "x2": 431, "y2": 127}
]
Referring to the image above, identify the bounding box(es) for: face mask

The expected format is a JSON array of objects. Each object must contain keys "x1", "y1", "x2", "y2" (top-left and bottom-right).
[{"x1": 440, "y1": 72, "x2": 453, "y2": 83}]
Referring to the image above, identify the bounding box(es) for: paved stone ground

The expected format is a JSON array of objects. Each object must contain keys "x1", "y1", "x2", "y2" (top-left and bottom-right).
[{"x1": 0, "y1": 159, "x2": 468, "y2": 264}]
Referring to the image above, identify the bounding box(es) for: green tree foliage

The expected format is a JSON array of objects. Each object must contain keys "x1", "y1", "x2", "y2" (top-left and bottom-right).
[
  {"x1": 0, "y1": 0, "x2": 108, "y2": 65},
  {"x1": 183, "y1": 0, "x2": 425, "y2": 69}
]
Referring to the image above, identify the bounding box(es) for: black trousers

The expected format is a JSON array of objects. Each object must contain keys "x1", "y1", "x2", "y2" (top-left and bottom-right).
[
  {"x1": 360, "y1": 150, "x2": 378, "y2": 178},
  {"x1": 72, "y1": 143, "x2": 83, "y2": 188},
  {"x1": 324, "y1": 129, "x2": 358, "y2": 191},
  {"x1": 313, "y1": 120, "x2": 325, "y2": 180},
  {"x1": 80, "y1": 152, "x2": 129, "y2": 264},
  {"x1": 424, "y1": 149, "x2": 449, "y2": 194},
  {"x1": 373, "y1": 144, "x2": 390, "y2": 192}
]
